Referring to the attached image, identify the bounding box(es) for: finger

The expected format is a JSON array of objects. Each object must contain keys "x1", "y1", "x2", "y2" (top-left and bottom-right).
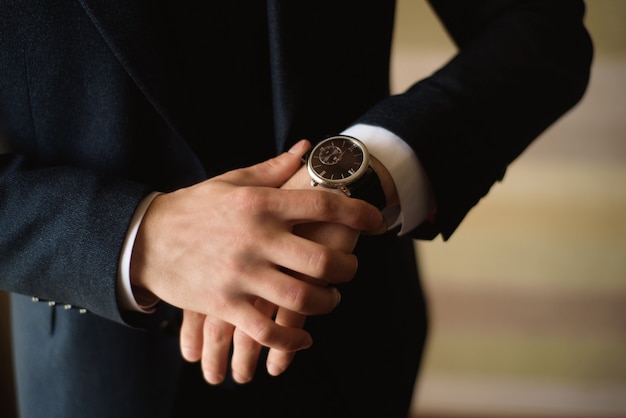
[
  {"x1": 293, "y1": 222, "x2": 359, "y2": 253},
  {"x1": 266, "y1": 233, "x2": 359, "y2": 284},
  {"x1": 270, "y1": 188, "x2": 384, "y2": 233},
  {"x1": 230, "y1": 298, "x2": 277, "y2": 384},
  {"x1": 217, "y1": 139, "x2": 310, "y2": 187},
  {"x1": 266, "y1": 308, "x2": 308, "y2": 377},
  {"x1": 238, "y1": 267, "x2": 342, "y2": 316},
  {"x1": 200, "y1": 316, "x2": 236, "y2": 385},
  {"x1": 228, "y1": 300, "x2": 313, "y2": 352},
  {"x1": 179, "y1": 310, "x2": 205, "y2": 362}
]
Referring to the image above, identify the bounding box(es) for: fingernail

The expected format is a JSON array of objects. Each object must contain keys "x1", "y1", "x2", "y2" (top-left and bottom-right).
[
  {"x1": 334, "y1": 287, "x2": 342, "y2": 306},
  {"x1": 373, "y1": 219, "x2": 389, "y2": 235},
  {"x1": 231, "y1": 371, "x2": 252, "y2": 385},
  {"x1": 203, "y1": 370, "x2": 223, "y2": 385},
  {"x1": 372, "y1": 209, "x2": 384, "y2": 226},
  {"x1": 267, "y1": 361, "x2": 284, "y2": 377},
  {"x1": 288, "y1": 139, "x2": 307, "y2": 155},
  {"x1": 363, "y1": 212, "x2": 387, "y2": 236},
  {"x1": 301, "y1": 336, "x2": 313, "y2": 350},
  {"x1": 180, "y1": 346, "x2": 200, "y2": 362}
]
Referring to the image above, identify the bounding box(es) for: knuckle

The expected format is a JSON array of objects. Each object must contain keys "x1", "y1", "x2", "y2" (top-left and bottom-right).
[
  {"x1": 232, "y1": 329, "x2": 258, "y2": 351},
  {"x1": 307, "y1": 247, "x2": 334, "y2": 277},
  {"x1": 312, "y1": 192, "x2": 340, "y2": 217},
  {"x1": 203, "y1": 317, "x2": 230, "y2": 343},
  {"x1": 282, "y1": 280, "x2": 332, "y2": 315},
  {"x1": 283, "y1": 282, "x2": 309, "y2": 312},
  {"x1": 231, "y1": 187, "x2": 268, "y2": 214},
  {"x1": 247, "y1": 317, "x2": 274, "y2": 345}
]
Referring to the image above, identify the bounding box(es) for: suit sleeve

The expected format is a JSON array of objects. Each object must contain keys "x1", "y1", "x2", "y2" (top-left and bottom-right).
[
  {"x1": 357, "y1": 0, "x2": 593, "y2": 240},
  {"x1": 0, "y1": 153, "x2": 154, "y2": 324},
  {"x1": 0, "y1": 2, "x2": 188, "y2": 327}
]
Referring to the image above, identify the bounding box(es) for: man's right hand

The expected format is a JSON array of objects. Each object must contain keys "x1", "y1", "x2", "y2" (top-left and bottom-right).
[{"x1": 129, "y1": 140, "x2": 384, "y2": 383}]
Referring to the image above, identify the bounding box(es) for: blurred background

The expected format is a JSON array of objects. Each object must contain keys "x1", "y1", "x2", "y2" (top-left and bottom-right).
[
  {"x1": 1, "y1": 1, "x2": 624, "y2": 417},
  {"x1": 393, "y1": 1, "x2": 626, "y2": 417}
]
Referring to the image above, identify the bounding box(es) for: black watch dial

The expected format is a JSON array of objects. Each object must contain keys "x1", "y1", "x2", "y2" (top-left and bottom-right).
[{"x1": 308, "y1": 136, "x2": 369, "y2": 186}]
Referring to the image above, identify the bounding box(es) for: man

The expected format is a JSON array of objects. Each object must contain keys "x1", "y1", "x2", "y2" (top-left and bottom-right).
[{"x1": 0, "y1": 1, "x2": 592, "y2": 417}]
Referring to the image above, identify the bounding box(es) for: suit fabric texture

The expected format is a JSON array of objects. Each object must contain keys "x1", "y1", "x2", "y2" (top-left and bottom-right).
[{"x1": 0, "y1": 1, "x2": 592, "y2": 417}]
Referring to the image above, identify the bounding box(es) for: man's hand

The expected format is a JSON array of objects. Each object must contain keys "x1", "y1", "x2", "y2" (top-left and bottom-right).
[
  {"x1": 130, "y1": 139, "x2": 385, "y2": 384},
  {"x1": 207, "y1": 151, "x2": 397, "y2": 383}
]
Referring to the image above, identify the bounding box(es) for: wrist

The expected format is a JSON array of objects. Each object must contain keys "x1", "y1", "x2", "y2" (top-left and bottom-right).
[
  {"x1": 369, "y1": 155, "x2": 398, "y2": 210},
  {"x1": 281, "y1": 164, "x2": 344, "y2": 197},
  {"x1": 128, "y1": 194, "x2": 162, "y2": 311},
  {"x1": 118, "y1": 192, "x2": 161, "y2": 313}
]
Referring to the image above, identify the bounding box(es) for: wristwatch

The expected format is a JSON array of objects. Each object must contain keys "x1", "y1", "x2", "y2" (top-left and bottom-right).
[{"x1": 306, "y1": 135, "x2": 386, "y2": 210}]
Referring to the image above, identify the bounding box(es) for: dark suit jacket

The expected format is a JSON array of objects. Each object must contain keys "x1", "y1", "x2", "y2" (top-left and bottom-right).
[{"x1": 0, "y1": 1, "x2": 592, "y2": 417}]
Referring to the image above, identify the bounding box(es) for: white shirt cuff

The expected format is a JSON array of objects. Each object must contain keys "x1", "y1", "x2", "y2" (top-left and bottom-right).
[
  {"x1": 117, "y1": 192, "x2": 162, "y2": 313},
  {"x1": 341, "y1": 124, "x2": 433, "y2": 235}
]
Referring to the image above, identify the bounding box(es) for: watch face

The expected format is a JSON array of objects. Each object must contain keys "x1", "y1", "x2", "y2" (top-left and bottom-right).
[{"x1": 307, "y1": 136, "x2": 369, "y2": 187}]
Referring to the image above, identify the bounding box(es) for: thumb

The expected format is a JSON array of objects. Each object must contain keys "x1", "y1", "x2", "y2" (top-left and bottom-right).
[{"x1": 217, "y1": 139, "x2": 311, "y2": 188}]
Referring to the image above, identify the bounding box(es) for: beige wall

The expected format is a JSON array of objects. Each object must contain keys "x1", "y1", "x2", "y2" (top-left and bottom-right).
[{"x1": 395, "y1": 1, "x2": 626, "y2": 417}]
